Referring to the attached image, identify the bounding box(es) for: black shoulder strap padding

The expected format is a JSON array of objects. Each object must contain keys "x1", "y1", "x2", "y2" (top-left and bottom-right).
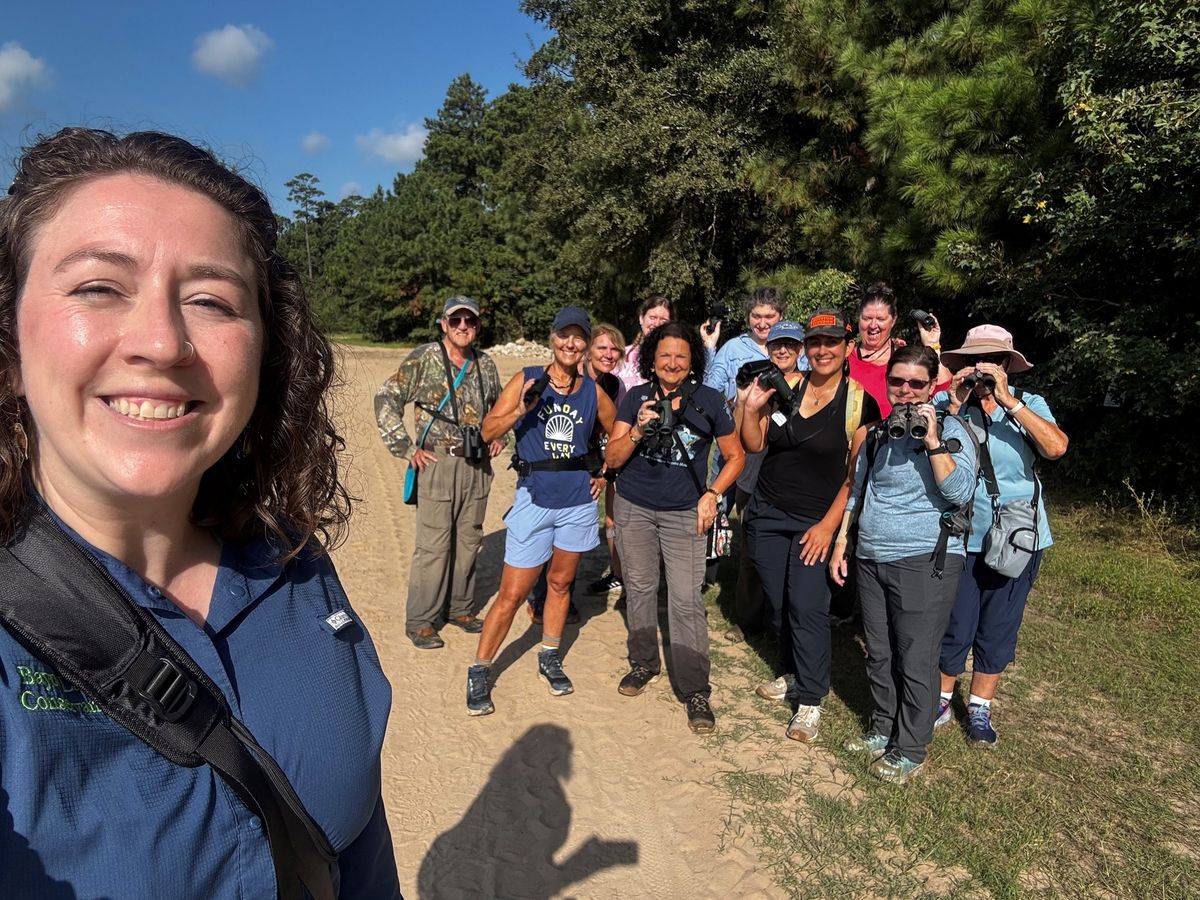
[{"x1": 0, "y1": 506, "x2": 336, "y2": 900}]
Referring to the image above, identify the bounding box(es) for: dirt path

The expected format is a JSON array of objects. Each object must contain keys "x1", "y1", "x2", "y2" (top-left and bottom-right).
[{"x1": 330, "y1": 346, "x2": 786, "y2": 900}]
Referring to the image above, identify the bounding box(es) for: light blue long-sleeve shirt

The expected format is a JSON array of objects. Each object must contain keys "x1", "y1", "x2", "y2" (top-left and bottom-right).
[
  {"x1": 934, "y1": 389, "x2": 1055, "y2": 553},
  {"x1": 846, "y1": 414, "x2": 979, "y2": 563}
]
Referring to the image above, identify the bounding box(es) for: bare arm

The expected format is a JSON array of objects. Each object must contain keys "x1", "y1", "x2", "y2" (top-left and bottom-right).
[{"x1": 481, "y1": 371, "x2": 537, "y2": 443}]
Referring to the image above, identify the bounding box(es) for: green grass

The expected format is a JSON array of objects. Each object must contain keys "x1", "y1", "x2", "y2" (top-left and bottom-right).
[{"x1": 702, "y1": 497, "x2": 1200, "y2": 898}]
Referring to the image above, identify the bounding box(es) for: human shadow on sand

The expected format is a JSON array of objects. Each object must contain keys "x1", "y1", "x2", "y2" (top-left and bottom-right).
[{"x1": 417, "y1": 724, "x2": 637, "y2": 900}]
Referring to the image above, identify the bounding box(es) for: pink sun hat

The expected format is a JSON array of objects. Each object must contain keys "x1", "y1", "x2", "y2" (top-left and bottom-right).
[{"x1": 940, "y1": 324, "x2": 1033, "y2": 373}]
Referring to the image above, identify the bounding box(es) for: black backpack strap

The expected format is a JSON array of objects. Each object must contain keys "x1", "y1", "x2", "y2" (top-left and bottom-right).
[{"x1": 0, "y1": 507, "x2": 336, "y2": 900}]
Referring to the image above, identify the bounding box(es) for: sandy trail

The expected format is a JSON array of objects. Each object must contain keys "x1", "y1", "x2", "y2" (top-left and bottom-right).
[{"x1": 331, "y1": 346, "x2": 786, "y2": 900}]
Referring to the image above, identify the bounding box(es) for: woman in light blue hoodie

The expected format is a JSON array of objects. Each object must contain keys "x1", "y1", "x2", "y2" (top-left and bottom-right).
[{"x1": 830, "y1": 345, "x2": 978, "y2": 784}]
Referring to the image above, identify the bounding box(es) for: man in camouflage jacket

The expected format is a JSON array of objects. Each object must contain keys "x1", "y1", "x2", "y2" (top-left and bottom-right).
[{"x1": 375, "y1": 296, "x2": 506, "y2": 649}]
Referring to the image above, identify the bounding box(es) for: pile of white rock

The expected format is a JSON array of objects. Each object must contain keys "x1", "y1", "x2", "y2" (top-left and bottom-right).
[{"x1": 484, "y1": 338, "x2": 552, "y2": 360}]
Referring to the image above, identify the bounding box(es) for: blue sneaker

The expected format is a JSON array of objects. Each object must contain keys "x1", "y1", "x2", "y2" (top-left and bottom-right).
[
  {"x1": 466, "y1": 665, "x2": 494, "y2": 717},
  {"x1": 934, "y1": 697, "x2": 953, "y2": 729},
  {"x1": 844, "y1": 732, "x2": 889, "y2": 759},
  {"x1": 869, "y1": 749, "x2": 926, "y2": 784},
  {"x1": 967, "y1": 703, "x2": 998, "y2": 749},
  {"x1": 537, "y1": 648, "x2": 574, "y2": 696}
]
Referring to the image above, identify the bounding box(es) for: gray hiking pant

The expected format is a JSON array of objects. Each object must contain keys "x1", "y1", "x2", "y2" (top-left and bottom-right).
[
  {"x1": 858, "y1": 553, "x2": 965, "y2": 763},
  {"x1": 614, "y1": 494, "x2": 711, "y2": 698},
  {"x1": 406, "y1": 454, "x2": 493, "y2": 631}
]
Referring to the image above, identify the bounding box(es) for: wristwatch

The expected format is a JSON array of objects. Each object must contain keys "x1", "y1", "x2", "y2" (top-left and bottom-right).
[
  {"x1": 926, "y1": 443, "x2": 951, "y2": 456},
  {"x1": 703, "y1": 489, "x2": 720, "y2": 501}
]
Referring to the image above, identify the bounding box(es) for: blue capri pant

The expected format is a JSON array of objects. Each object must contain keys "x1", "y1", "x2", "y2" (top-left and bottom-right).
[{"x1": 940, "y1": 550, "x2": 1044, "y2": 676}]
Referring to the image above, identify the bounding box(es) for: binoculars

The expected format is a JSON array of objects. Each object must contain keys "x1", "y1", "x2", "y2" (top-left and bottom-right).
[
  {"x1": 886, "y1": 403, "x2": 930, "y2": 441},
  {"x1": 735, "y1": 359, "x2": 795, "y2": 408},
  {"x1": 640, "y1": 397, "x2": 677, "y2": 454},
  {"x1": 523, "y1": 371, "x2": 552, "y2": 408},
  {"x1": 460, "y1": 425, "x2": 486, "y2": 461},
  {"x1": 911, "y1": 308, "x2": 936, "y2": 330},
  {"x1": 961, "y1": 371, "x2": 996, "y2": 391},
  {"x1": 706, "y1": 300, "x2": 728, "y2": 333}
]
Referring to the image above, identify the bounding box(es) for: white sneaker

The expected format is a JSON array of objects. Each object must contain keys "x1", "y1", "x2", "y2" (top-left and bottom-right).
[
  {"x1": 754, "y1": 673, "x2": 799, "y2": 702},
  {"x1": 785, "y1": 704, "x2": 821, "y2": 743}
]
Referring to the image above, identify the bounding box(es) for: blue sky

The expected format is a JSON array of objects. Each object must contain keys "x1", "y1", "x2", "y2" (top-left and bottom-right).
[{"x1": 1, "y1": 2, "x2": 550, "y2": 213}]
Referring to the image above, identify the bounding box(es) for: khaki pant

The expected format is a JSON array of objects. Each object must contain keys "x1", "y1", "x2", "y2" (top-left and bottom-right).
[{"x1": 406, "y1": 455, "x2": 493, "y2": 631}]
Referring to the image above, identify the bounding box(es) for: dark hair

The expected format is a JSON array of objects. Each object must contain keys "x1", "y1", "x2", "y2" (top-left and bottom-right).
[
  {"x1": 859, "y1": 281, "x2": 897, "y2": 319},
  {"x1": 887, "y1": 345, "x2": 939, "y2": 381},
  {"x1": 743, "y1": 286, "x2": 786, "y2": 318},
  {"x1": 632, "y1": 295, "x2": 674, "y2": 345},
  {"x1": 0, "y1": 127, "x2": 350, "y2": 556},
  {"x1": 637, "y1": 321, "x2": 707, "y2": 384}
]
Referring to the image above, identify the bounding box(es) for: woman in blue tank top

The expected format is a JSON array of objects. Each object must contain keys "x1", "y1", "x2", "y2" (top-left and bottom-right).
[{"x1": 465, "y1": 307, "x2": 617, "y2": 716}]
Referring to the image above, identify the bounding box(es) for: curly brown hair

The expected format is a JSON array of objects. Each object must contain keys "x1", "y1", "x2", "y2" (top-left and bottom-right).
[{"x1": 0, "y1": 127, "x2": 351, "y2": 557}]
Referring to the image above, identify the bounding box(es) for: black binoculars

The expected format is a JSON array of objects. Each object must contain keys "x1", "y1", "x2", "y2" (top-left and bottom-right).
[
  {"x1": 961, "y1": 371, "x2": 996, "y2": 391},
  {"x1": 735, "y1": 359, "x2": 795, "y2": 408},
  {"x1": 640, "y1": 397, "x2": 677, "y2": 454},
  {"x1": 523, "y1": 371, "x2": 552, "y2": 408},
  {"x1": 460, "y1": 425, "x2": 486, "y2": 461},
  {"x1": 886, "y1": 403, "x2": 930, "y2": 441}
]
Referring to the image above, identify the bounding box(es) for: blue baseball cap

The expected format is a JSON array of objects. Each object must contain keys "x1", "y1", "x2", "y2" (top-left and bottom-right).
[
  {"x1": 442, "y1": 295, "x2": 480, "y2": 318},
  {"x1": 553, "y1": 306, "x2": 592, "y2": 338},
  {"x1": 766, "y1": 320, "x2": 805, "y2": 343}
]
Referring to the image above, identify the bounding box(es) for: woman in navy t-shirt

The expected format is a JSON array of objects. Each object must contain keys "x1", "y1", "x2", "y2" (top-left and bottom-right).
[
  {"x1": 469, "y1": 307, "x2": 616, "y2": 717},
  {"x1": 605, "y1": 322, "x2": 744, "y2": 734}
]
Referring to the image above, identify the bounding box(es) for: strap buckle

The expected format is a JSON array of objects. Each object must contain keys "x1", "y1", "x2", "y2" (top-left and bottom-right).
[{"x1": 136, "y1": 657, "x2": 198, "y2": 722}]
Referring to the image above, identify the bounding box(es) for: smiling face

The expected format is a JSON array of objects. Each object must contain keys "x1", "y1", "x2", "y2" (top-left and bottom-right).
[
  {"x1": 15, "y1": 173, "x2": 264, "y2": 511},
  {"x1": 886, "y1": 362, "x2": 935, "y2": 407},
  {"x1": 748, "y1": 304, "x2": 782, "y2": 345},
  {"x1": 551, "y1": 325, "x2": 589, "y2": 371},
  {"x1": 767, "y1": 338, "x2": 801, "y2": 373},
  {"x1": 439, "y1": 308, "x2": 479, "y2": 352},
  {"x1": 858, "y1": 300, "x2": 897, "y2": 351},
  {"x1": 589, "y1": 332, "x2": 622, "y2": 375},
  {"x1": 653, "y1": 336, "x2": 692, "y2": 391},
  {"x1": 639, "y1": 303, "x2": 671, "y2": 337},
  {"x1": 803, "y1": 335, "x2": 848, "y2": 376}
]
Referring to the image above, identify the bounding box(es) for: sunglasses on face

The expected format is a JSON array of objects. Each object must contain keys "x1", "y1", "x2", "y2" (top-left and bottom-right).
[
  {"x1": 448, "y1": 314, "x2": 479, "y2": 328},
  {"x1": 768, "y1": 341, "x2": 799, "y2": 354},
  {"x1": 887, "y1": 375, "x2": 931, "y2": 390}
]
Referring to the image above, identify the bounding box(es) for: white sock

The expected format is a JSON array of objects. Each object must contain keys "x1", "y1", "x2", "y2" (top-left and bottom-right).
[
  {"x1": 968, "y1": 694, "x2": 992, "y2": 708},
  {"x1": 940, "y1": 691, "x2": 953, "y2": 702}
]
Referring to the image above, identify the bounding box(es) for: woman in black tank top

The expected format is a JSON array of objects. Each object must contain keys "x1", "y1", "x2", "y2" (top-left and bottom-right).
[{"x1": 739, "y1": 309, "x2": 878, "y2": 745}]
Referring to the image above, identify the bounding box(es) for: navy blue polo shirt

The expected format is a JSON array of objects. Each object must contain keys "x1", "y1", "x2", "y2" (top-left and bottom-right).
[{"x1": 0, "y1": 519, "x2": 401, "y2": 899}]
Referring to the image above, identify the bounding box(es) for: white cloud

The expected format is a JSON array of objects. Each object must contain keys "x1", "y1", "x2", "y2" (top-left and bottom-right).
[
  {"x1": 339, "y1": 181, "x2": 362, "y2": 198},
  {"x1": 355, "y1": 124, "x2": 427, "y2": 166},
  {"x1": 192, "y1": 25, "x2": 273, "y2": 88},
  {"x1": 301, "y1": 131, "x2": 330, "y2": 154},
  {"x1": 0, "y1": 42, "x2": 49, "y2": 112}
]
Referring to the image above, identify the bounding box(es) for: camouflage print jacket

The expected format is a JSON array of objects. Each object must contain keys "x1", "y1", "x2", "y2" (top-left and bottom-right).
[{"x1": 374, "y1": 342, "x2": 506, "y2": 460}]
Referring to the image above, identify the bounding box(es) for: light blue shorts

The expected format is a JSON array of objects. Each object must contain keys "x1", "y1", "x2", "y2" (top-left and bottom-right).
[{"x1": 503, "y1": 487, "x2": 599, "y2": 568}]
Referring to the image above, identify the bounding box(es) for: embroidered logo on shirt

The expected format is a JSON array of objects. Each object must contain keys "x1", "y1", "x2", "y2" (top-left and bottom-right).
[
  {"x1": 325, "y1": 610, "x2": 353, "y2": 632},
  {"x1": 14, "y1": 663, "x2": 103, "y2": 716}
]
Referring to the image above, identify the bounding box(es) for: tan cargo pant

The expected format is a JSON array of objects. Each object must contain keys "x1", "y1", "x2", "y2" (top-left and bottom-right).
[{"x1": 406, "y1": 454, "x2": 493, "y2": 631}]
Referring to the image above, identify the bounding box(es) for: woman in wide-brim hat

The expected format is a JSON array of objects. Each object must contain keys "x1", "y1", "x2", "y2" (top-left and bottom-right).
[{"x1": 933, "y1": 324, "x2": 1068, "y2": 750}]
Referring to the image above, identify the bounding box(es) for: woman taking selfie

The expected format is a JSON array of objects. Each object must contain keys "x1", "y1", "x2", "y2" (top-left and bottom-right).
[
  {"x1": 0, "y1": 129, "x2": 399, "y2": 898},
  {"x1": 467, "y1": 307, "x2": 616, "y2": 717},
  {"x1": 605, "y1": 322, "x2": 744, "y2": 734}
]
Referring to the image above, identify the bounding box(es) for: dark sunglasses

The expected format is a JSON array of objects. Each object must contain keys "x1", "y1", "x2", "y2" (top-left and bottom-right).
[
  {"x1": 887, "y1": 375, "x2": 931, "y2": 390},
  {"x1": 448, "y1": 314, "x2": 479, "y2": 328}
]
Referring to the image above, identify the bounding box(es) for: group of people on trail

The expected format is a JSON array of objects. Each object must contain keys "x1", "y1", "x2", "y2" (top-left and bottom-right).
[
  {"x1": 375, "y1": 283, "x2": 1069, "y2": 774},
  {"x1": 0, "y1": 122, "x2": 1072, "y2": 900}
]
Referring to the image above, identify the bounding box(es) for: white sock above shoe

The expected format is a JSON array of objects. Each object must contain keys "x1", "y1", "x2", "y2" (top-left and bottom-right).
[
  {"x1": 940, "y1": 690, "x2": 953, "y2": 702},
  {"x1": 968, "y1": 694, "x2": 992, "y2": 708}
]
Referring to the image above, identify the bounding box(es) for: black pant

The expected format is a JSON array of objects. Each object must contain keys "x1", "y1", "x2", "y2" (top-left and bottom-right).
[
  {"x1": 858, "y1": 553, "x2": 965, "y2": 763},
  {"x1": 745, "y1": 495, "x2": 832, "y2": 707}
]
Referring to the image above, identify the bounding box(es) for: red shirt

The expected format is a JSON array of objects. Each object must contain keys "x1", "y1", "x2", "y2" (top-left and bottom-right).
[{"x1": 849, "y1": 348, "x2": 950, "y2": 417}]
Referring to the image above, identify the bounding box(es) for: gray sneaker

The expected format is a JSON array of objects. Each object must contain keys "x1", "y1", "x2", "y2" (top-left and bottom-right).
[
  {"x1": 755, "y1": 673, "x2": 799, "y2": 702},
  {"x1": 466, "y1": 665, "x2": 494, "y2": 717},
  {"x1": 869, "y1": 749, "x2": 926, "y2": 784},
  {"x1": 844, "y1": 732, "x2": 889, "y2": 759},
  {"x1": 785, "y1": 704, "x2": 822, "y2": 743},
  {"x1": 537, "y1": 648, "x2": 574, "y2": 696}
]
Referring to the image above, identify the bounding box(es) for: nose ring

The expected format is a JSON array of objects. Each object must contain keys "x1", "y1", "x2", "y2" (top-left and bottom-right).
[{"x1": 182, "y1": 340, "x2": 195, "y2": 362}]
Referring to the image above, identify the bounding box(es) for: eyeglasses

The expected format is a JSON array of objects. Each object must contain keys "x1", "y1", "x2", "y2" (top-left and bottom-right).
[
  {"x1": 448, "y1": 314, "x2": 479, "y2": 328},
  {"x1": 887, "y1": 375, "x2": 931, "y2": 390},
  {"x1": 767, "y1": 341, "x2": 799, "y2": 353}
]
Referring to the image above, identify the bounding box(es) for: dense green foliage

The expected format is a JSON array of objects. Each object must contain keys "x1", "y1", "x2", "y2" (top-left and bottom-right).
[{"x1": 276, "y1": 0, "x2": 1198, "y2": 496}]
